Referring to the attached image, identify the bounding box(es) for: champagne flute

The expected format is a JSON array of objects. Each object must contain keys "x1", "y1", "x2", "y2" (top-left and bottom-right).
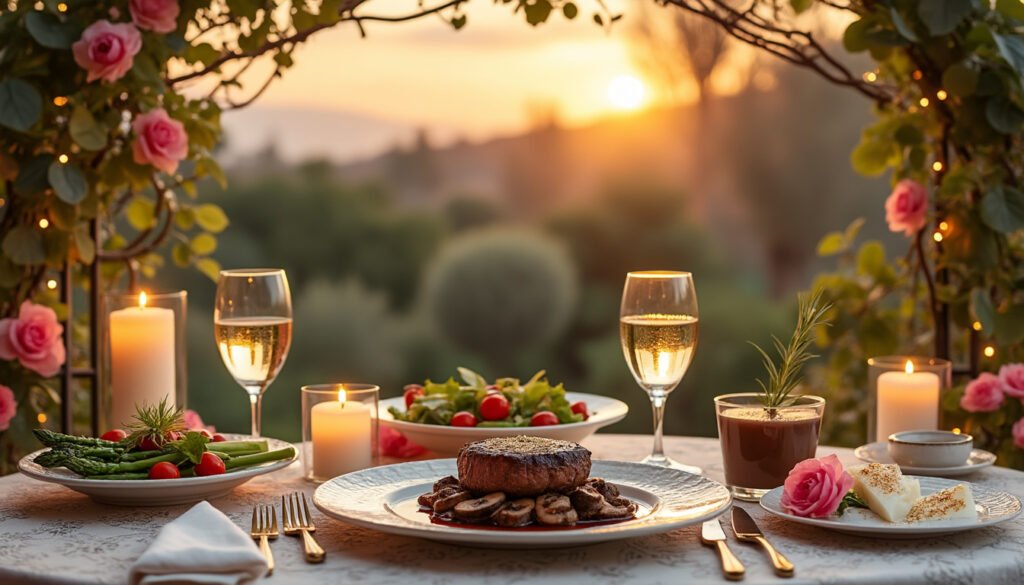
[
  {"x1": 214, "y1": 269, "x2": 293, "y2": 437},
  {"x1": 619, "y1": 271, "x2": 701, "y2": 473}
]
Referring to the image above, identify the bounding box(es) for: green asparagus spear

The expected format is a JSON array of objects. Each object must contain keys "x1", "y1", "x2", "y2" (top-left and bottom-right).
[
  {"x1": 224, "y1": 447, "x2": 296, "y2": 471},
  {"x1": 84, "y1": 472, "x2": 151, "y2": 480},
  {"x1": 33, "y1": 429, "x2": 127, "y2": 449},
  {"x1": 213, "y1": 440, "x2": 268, "y2": 454},
  {"x1": 119, "y1": 449, "x2": 164, "y2": 462},
  {"x1": 63, "y1": 452, "x2": 185, "y2": 476}
]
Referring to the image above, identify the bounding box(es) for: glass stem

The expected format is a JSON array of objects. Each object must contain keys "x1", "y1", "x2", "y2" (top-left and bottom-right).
[
  {"x1": 249, "y1": 392, "x2": 263, "y2": 437},
  {"x1": 649, "y1": 390, "x2": 667, "y2": 460}
]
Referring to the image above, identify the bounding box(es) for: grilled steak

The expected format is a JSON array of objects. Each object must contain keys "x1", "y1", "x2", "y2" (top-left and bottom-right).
[{"x1": 457, "y1": 436, "x2": 592, "y2": 497}]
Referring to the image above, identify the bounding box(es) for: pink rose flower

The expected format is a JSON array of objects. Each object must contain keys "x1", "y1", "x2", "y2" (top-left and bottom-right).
[
  {"x1": 0, "y1": 301, "x2": 65, "y2": 378},
  {"x1": 780, "y1": 454, "x2": 854, "y2": 518},
  {"x1": 72, "y1": 20, "x2": 142, "y2": 83},
  {"x1": 130, "y1": 0, "x2": 180, "y2": 33},
  {"x1": 379, "y1": 426, "x2": 426, "y2": 458},
  {"x1": 960, "y1": 372, "x2": 1005, "y2": 413},
  {"x1": 998, "y1": 363, "x2": 1024, "y2": 399},
  {"x1": 1014, "y1": 417, "x2": 1024, "y2": 450},
  {"x1": 0, "y1": 385, "x2": 17, "y2": 432},
  {"x1": 132, "y1": 108, "x2": 188, "y2": 174},
  {"x1": 884, "y1": 179, "x2": 929, "y2": 236},
  {"x1": 183, "y1": 409, "x2": 215, "y2": 433}
]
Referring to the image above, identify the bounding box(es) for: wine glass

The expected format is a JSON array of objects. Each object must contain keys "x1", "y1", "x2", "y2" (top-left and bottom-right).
[
  {"x1": 619, "y1": 271, "x2": 701, "y2": 473},
  {"x1": 214, "y1": 268, "x2": 293, "y2": 437}
]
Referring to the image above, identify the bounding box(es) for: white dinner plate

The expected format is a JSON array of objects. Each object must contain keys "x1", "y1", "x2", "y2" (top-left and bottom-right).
[
  {"x1": 313, "y1": 459, "x2": 731, "y2": 548},
  {"x1": 19, "y1": 434, "x2": 297, "y2": 506},
  {"x1": 380, "y1": 391, "x2": 629, "y2": 456},
  {"x1": 854, "y1": 441, "x2": 996, "y2": 477},
  {"x1": 760, "y1": 476, "x2": 1021, "y2": 538}
]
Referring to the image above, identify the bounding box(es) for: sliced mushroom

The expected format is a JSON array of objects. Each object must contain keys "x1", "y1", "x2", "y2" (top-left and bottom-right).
[
  {"x1": 493, "y1": 498, "x2": 535, "y2": 527},
  {"x1": 568, "y1": 485, "x2": 606, "y2": 518},
  {"x1": 418, "y1": 484, "x2": 462, "y2": 508},
  {"x1": 433, "y1": 475, "x2": 460, "y2": 492},
  {"x1": 587, "y1": 478, "x2": 632, "y2": 508},
  {"x1": 535, "y1": 493, "x2": 578, "y2": 526},
  {"x1": 433, "y1": 489, "x2": 473, "y2": 513},
  {"x1": 417, "y1": 492, "x2": 435, "y2": 507},
  {"x1": 453, "y1": 492, "x2": 507, "y2": 522},
  {"x1": 579, "y1": 500, "x2": 637, "y2": 521}
]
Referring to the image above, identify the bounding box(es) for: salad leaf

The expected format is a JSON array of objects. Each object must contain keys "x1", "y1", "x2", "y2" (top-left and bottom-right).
[
  {"x1": 168, "y1": 431, "x2": 211, "y2": 464},
  {"x1": 458, "y1": 367, "x2": 488, "y2": 390}
]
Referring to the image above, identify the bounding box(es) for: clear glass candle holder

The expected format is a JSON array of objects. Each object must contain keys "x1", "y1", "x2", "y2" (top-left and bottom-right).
[
  {"x1": 301, "y1": 384, "x2": 379, "y2": 482},
  {"x1": 867, "y1": 355, "x2": 952, "y2": 443},
  {"x1": 100, "y1": 290, "x2": 187, "y2": 430}
]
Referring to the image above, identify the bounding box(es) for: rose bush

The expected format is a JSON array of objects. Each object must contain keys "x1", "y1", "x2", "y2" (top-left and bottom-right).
[
  {"x1": 883, "y1": 180, "x2": 928, "y2": 237},
  {"x1": 0, "y1": 302, "x2": 65, "y2": 378}
]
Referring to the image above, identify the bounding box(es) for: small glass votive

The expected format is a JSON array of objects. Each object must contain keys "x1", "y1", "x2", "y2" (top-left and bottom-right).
[
  {"x1": 867, "y1": 355, "x2": 952, "y2": 443},
  {"x1": 301, "y1": 384, "x2": 379, "y2": 482}
]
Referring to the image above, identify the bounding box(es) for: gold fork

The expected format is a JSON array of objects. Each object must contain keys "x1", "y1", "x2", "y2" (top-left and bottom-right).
[
  {"x1": 251, "y1": 504, "x2": 279, "y2": 575},
  {"x1": 282, "y1": 493, "x2": 326, "y2": 563}
]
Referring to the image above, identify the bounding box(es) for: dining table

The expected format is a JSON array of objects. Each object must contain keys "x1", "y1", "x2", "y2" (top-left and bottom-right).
[{"x1": 0, "y1": 434, "x2": 1021, "y2": 585}]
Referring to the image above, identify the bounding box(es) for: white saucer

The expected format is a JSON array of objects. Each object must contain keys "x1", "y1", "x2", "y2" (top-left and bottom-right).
[{"x1": 854, "y1": 441, "x2": 996, "y2": 477}]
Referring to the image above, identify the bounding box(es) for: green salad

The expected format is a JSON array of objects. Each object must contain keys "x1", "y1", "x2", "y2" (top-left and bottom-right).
[{"x1": 389, "y1": 367, "x2": 588, "y2": 428}]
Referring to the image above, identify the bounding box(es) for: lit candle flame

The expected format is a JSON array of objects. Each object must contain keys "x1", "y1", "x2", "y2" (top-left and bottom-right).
[
  {"x1": 338, "y1": 387, "x2": 347, "y2": 407},
  {"x1": 952, "y1": 427, "x2": 961, "y2": 435},
  {"x1": 139, "y1": 291, "x2": 148, "y2": 309},
  {"x1": 904, "y1": 360, "x2": 914, "y2": 374}
]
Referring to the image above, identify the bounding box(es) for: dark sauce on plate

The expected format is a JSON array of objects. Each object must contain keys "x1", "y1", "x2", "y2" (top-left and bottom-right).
[{"x1": 416, "y1": 502, "x2": 647, "y2": 531}]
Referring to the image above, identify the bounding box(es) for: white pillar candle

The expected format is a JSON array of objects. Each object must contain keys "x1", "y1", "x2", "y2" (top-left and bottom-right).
[
  {"x1": 109, "y1": 292, "x2": 176, "y2": 427},
  {"x1": 312, "y1": 389, "x2": 372, "y2": 479},
  {"x1": 876, "y1": 360, "x2": 940, "y2": 442}
]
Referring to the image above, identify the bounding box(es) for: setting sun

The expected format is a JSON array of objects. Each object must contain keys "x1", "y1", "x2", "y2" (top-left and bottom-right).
[{"x1": 607, "y1": 75, "x2": 647, "y2": 111}]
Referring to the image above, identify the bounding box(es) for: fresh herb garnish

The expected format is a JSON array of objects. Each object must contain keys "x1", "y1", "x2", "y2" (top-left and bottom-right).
[
  {"x1": 126, "y1": 397, "x2": 185, "y2": 449},
  {"x1": 837, "y1": 491, "x2": 869, "y2": 516},
  {"x1": 751, "y1": 290, "x2": 832, "y2": 410}
]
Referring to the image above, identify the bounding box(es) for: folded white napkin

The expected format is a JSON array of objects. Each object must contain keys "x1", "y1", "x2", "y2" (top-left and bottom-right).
[{"x1": 129, "y1": 501, "x2": 268, "y2": 585}]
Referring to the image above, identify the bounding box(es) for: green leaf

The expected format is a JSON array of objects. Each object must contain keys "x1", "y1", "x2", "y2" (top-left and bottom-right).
[
  {"x1": 894, "y1": 123, "x2": 923, "y2": 145},
  {"x1": 450, "y1": 14, "x2": 467, "y2": 29},
  {"x1": 791, "y1": 0, "x2": 813, "y2": 14},
  {"x1": 190, "y1": 233, "x2": 217, "y2": 255},
  {"x1": 971, "y1": 288, "x2": 995, "y2": 333},
  {"x1": 941, "y1": 63, "x2": 978, "y2": 98},
  {"x1": 0, "y1": 78, "x2": 42, "y2": 132},
  {"x1": 73, "y1": 225, "x2": 95, "y2": 264},
  {"x1": 13, "y1": 154, "x2": 53, "y2": 196},
  {"x1": 47, "y1": 161, "x2": 87, "y2": 204},
  {"x1": 171, "y1": 242, "x2": 191, "y2": 267},
  {"x1": 196, "y1": 157, "x2": 226, "y2": 189},
  {"x1": 562, "y1": 2, "x2": 578, "y2": 19},
  {"x1": 996, "y1": 0, "x2": 1024, "y2": 20},
  {"x1": 592, "y1": 13, "x2": 603, "y2": 26},
  {"x1": 69, "y1": 106, "x2": 107, "y2": 151},
  {"x1": 850, "y1": 139, "x2": 891, "y2": 176},
  {"x1": 2, "y1": 226, "x2": 46, "y2": 265},
  {"x1": 917, "y1": 0, "x2": 972, "y2": 36},
  {"x1": 843, "y1": 19, "x2": 871, "y2": 53},
  {"x1": 889, "y1": 8, "x2": 919, "y2": 42},
  {"x1": 980, "y1": 186, "x2": 1024, "y2": 233},
  {"x1": 985, "y1": 96, "x2": 1024, "y2": 134},
  {"x1": 184, "y1": 43, "x2": 219, "y2": 66},
  {"x1": 25, "y1": 11, "x2": 79, "y2": 49},
  {"x1": 126, "y1": 197, "x2": 156, "y2": 231},
  {"x1": 995, "y1": 304, "x2": 1024, "y2": 346},
  {"x1": 194, "y1": 203, "x2": 229, "y2": 232},
  {"x1": 194, "y1": 257, "x2": 222, "y2": 281},
  {"x1": 524, "y1": 0, "x2": 553, "y2": 25},
  {"x1": 856, "y1": 240, "x2": 886, "y2": 277},
  {"x1": 817, "y1": 232, "x2": 846, "y2": 257},
  {"x1": 994, "y1": 34, "x2": 1024, "y2": 78},
  {"x1": 175, "y1": 207, "x2": 195, "y2": 230},
  {"x1": 844, "y1": 217, "x2": 866, "y2": 243}
]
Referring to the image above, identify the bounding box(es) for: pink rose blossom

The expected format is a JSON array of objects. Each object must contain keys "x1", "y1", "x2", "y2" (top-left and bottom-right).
[
  {"x1": 183, "y1": 409, "x2": 215, "y2": 433},
  {"x1": 960, "y1": 372, "x2": 1005, "y2": 413},
  {"x1": 0, "y1": 301, "x2": 65, "y2": 378},
  {"x1": 0, "y1": 385, "x2": 17, "y2": 432},
  {"x1": 379, "y1": 426, "x2": 426, "y2": 458},
  {"x1": 1013, "y1": 417, "x2": 1024, "y2": 450},
  {"x1": 998, "y1": 363, "x2": 1024, "y2": 399},
  {"x1": 72, "y1": 20, "x2": 142, "y2": 83},
  {"x1": 130, "y1": 0, "x2": 180, "y2": 33},
  {"x1": 780, "y1": 454, "x2": 854, "y2": 518},
  {"x1": 884, "y1": 179, "x2": 929, "y2": 236},
  {"x1": 132, "y1": 108, "x2": 188, "y2": 174}
]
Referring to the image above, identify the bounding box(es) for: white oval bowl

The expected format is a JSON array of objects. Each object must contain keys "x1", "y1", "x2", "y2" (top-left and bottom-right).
[{"x1": 380, "y1": 391, "x2": 628, "y2": 455}]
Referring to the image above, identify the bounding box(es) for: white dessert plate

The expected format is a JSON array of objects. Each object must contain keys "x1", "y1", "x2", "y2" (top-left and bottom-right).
[
  {"x1": 19, "y1": 434, "x2": 297, "y2": 506},
  {"x1": 380, "y1": 392, "x2": 628, "y2": 456},
  {"x1": 760, "y1": 476, "x2": 1020, "y2": 538},
  {"x1": 854, "y1": 441, "x2": 996, "y2": 477},
  {"x1": 314, "y1": 459, "x2": 731, "y2": 549}
]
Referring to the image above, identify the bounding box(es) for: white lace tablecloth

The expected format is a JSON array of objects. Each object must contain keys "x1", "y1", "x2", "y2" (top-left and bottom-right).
[{"x1": 1, "y1": 434, "x2": 1022, "y2": 585}]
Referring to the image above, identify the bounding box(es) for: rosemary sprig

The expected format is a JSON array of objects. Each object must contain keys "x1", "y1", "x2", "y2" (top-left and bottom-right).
[{"x1": 751, "y1": 290, "x2": 832, "y2": 410}]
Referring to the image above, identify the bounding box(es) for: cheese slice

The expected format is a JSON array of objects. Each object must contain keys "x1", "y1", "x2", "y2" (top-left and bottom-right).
[
  {"x1": 849, "y1": 463, "x2": 921, "y2": 522},
  {"x1": 906, "y1": 484, "x2": 976, "y2": 523}
]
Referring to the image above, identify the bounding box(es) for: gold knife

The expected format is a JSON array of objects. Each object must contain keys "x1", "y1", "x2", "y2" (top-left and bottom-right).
[
  {"x1": 731, "y1": 506, "x2": 795, "y2": 577},
  {"x1": 700, "y1": 518, "x2": 745, "y2": 581}
]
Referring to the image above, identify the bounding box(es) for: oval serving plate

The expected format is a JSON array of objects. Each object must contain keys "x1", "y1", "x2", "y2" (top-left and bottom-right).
[
  {"x1": 19, "y1": 434, "x2": 297, "y2": 506},
  {"x1": 379, "y1": 392, "x2": 628, "y2": 456},
  {"x1": 314, "y1": 459, "x2": 731, "y2": 549},
  {"x1": 760, "y1": 476, "x2": 1021, "y2": 538}
]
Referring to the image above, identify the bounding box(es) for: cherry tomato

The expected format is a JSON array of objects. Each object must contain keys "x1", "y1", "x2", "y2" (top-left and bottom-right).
[
  {"x1": 570, "y1": 401, "x2": 589, "y2": 420},
  {"x1": 451, "y1": 411, "x2": 478, "y2": 427},
  {"x1": 403, "y1": 384, "x2": 425, "y2": 408},
  {"x1": 148, "y1": 461, "x2": 180, "y2": 480},
  {"x1": 100, "y1": 429, "x2": 127, "y2": 442},
  {"x1": 530, "y1": 411, "x2": 559, "y2": 426},
  {"x1": 479, "y1": 394, "x2": 510, "y2": 421},
  {"x1": 164, "y1": 431, "x2": 183, "y2": 442},
  {"x1": 195, "y1": 452, "x2": 226, "y2": 476},
  {"x1": 198, "y1": 429, "x2": 213, "y2": 440},
  {"x1": 137, "y1": 436, "x2": 162, "y2": 451},
  {"x1": 212, "y1": 434, "x2": 228, "y2": 443}
]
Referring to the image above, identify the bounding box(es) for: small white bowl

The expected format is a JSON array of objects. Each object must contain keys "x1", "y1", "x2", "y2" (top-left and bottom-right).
[{"x1": 887, "y1": 430, "x2": 973, "y2": 468}]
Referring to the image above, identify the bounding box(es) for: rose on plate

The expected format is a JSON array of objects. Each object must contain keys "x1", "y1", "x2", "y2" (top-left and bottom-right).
[{"x1": 780, "y1": 454, "x2": 864, "y2": 518}]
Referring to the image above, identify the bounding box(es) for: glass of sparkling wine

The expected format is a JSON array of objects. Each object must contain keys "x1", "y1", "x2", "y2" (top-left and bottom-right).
[
  {"x1": 619, "y1": 271, "x2": 700, "y2": 473},
  {"x1": 214, "y1": 268, "x2": 293, "y2": 437}
]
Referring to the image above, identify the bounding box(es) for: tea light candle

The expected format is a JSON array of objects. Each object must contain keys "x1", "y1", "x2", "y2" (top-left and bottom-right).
[
  {"x1": 876, "y1": 360, "x2": 940, "y2": 442},
  {"x1": 311, "y1": 388, "x2": 372, "y2": 478},
  {"x1": 109, "y1": 292, "x2": 176, "y2": 427}
]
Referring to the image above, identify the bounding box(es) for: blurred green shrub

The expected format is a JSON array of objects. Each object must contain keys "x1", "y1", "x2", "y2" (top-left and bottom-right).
[{"x1": 422, "y1": 229, "x2": 578, "y2": 369}]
